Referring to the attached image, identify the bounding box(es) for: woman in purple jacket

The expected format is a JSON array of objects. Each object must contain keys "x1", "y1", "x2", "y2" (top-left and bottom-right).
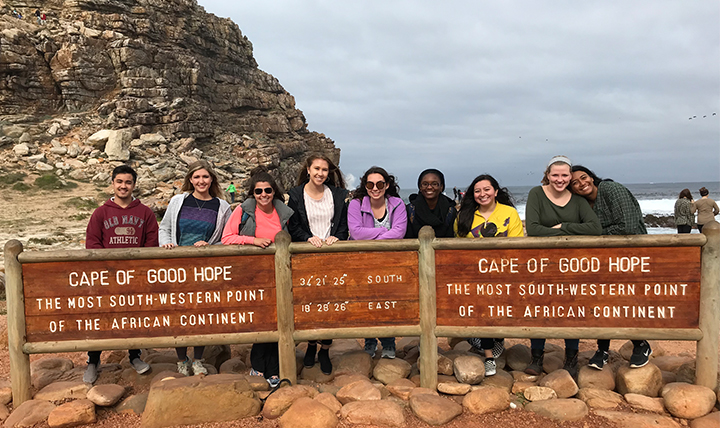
[{"x1": 347, "y1": 166, "x2": 407, "y2": 358}]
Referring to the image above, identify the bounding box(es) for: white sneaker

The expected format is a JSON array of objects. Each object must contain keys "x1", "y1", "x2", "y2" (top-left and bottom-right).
[
  {"x1": 484, "y1": 358, "x2": 497, "y2": 376},
  {"x1": 192, "y1": 359, "x2": 208, "y2": 375},
  {"x1": 83, "y1": 364, "x2": 98, "y2": 384},
  {"x1": 130, "y1": 358, "x2": 151, "y2": 374},
  {"x1": 177, "y1": 358, "x2": 190, "y2": 376}
]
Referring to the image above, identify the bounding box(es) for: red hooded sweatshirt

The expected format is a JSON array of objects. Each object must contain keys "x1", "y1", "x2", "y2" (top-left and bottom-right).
[{"x1": 85, "y1": 198, "x2": 159, "y2": 249}]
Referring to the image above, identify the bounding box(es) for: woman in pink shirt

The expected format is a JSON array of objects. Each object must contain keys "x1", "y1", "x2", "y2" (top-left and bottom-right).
[{"x1": 221, "y1": 167, "x2": 294, "y2": 387}]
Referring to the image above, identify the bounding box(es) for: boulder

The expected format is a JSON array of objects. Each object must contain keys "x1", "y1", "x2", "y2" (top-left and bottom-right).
[
  {"x1": 437, "y1": 382, "x2": 471, "y2": 395},
  {"x1": 141, "y1": 374, "x2": 261, "y2": 427},
  {"x1": 372, "y1": 359, "x2": 411, "y2": 385},
  {"x1": 340, "y1": 400, "x2": 405, "y2": 427},
  {"x1": 409, "y1": 394, "x2": 463, "y2": 425},
  {"x1": 624, "y1": 393, "x2": 665, "y2": 413},
  {"x1": 262, "y1": 385, "x2": 318, "y2": 420},
  {"x1": 34, "y1": 382, "x2": 89, "y2": 401},
  {"x1": 462, "y1": 386, "x2": 509, "y2": 414},
  {"x1": 690, "y1": 412, "x2": 720, "y2": 428},
  {"x1": 480, "y1": 369, "x2": 514, "y2": 392},
  {"x1": 525, "y1": 398, "x2": 588, "y2": 421},
  {"x1": 0, "y1": 380, "x2": 12, "y2": 406},
  {"x1": 594, "y1": 410, "x2": 680, "y2": 428},
  {"x1": 300, "y1": 365, "x2": 334, "y2": 383},
  {"x1": 408, "y1": 387, "x2": 439, "y2": 399},
  {"x1": 539, "y1": 369, "x2": 578, "y2": 398},
  {"x1": 523, "y1": 386, "x2": 557, "y2": 401},
  {"x1": 3, "y1": 399, "x2": 55, "y2": 428},
  {"x1": 332, "y1": 374, "x2": 369, "y2": 388},
  {"x1": 104, "y1": 129, "x2": 133, "y2": 161},
  {"x1": 336, "y1": 380, "x2": 381, "y2": 404},
  {"x1": 385, "y1": 378, "x2": 416, "y2": 400},
  {"x1": 616, "y1": 363, "x2": 663, "y2": 397},
  {"x1": 218, "y1": 357, "x2": 246, "y2": 374},
  {"x1": 12, "y1": 144, "x2": 30, "y2": 156},
  {"x1": 437, "y1": 354, "x2": 453, "y2": 375},
  {"x1": 452, "y1": 355, "x2": 485, "y2": 385},
  {"x1": 30, "y1": 358, "x2": 74, "y2": 390},
  {"x1": 651, "y1": 355, "x2": 694, "y2": 373},
  {"x1": 313, "y1": 392, "x2": 342, "y2": 414},
  {"x1": 577, "y1": 364, "x2": 615, "y2": 390},
  {"x1": 86, "y1": 384, "x2": 125, "y2": 406},
  {"x1": 576, "y1": 387, "x2": 623, "y2": 409},
  {"x1": 661, "y1": 382, "x2": 716, "y2": 419},
  {"x1": 333, "y1": 351, "x2": 373, "y2": 377},
  {"x1": 504, "y1": 344, "x2": 532, "y2": 371},
  {"x1": 512, "y1": 381, "x2": 537, "y2": 394},
  {"x1": 113, "y1": 392, "x2": 148, "y2": 415},
  {"x1": 279, "y1": 397, "x2": 337, "y2": 428},
  {"x1": 47, "y1": 399, "x2": 96, "y2": 428}
]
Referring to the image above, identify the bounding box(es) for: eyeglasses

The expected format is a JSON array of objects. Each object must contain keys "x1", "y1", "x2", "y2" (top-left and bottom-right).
[
  {"x1": 254, "y1": 187, "x2": 273, "y2": 195},
  {"x1": 365, "y1": 181, "x2": 386, "y2": 190},
  {"x1": 420, "y1": 182, "x2": 441, "y2": 189}
]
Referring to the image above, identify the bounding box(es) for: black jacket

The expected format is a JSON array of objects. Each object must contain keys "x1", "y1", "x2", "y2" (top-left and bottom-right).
[{"x1": 287, "y1": 184, "x2": 349, "y2": 242}]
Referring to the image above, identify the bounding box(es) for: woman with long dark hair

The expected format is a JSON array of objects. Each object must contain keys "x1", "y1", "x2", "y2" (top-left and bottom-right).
[
  {"x1": 570, "y1": 165, "x2": 652, "y2": 370},
  {"x1": 287, "y1": 154, "x2": 349, "y2": 375},
  {"x1": 159, "y1": 160, "x2": 232, "y2": 376},
  {"x1": 347, "y1": 166, "x2": 407, "y2": 358},
  {"x1": 524, "y1": 156, "x2": 601, "y2": 377},
  {"x1": 455, "y1": 174, "x2": 522, "y2": 376},
  {"x1": 221, "y1": 167, "x2": 293, "y2": 387},
  {"x1": 405, "y1": 168, "x2": 457, "y2": 238},
  {"x1": 674, "y1": 189, "x2": 694, "y2": 233}
]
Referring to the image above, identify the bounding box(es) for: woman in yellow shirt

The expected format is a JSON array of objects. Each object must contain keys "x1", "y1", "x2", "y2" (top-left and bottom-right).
[{"x1": 454, "y1": 174, "x2": 523, "y2": 376}]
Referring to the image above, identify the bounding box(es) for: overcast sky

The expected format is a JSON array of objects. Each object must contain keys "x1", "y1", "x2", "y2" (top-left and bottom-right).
[{"x1": 199, "y1": 1, "x2": 719, "y2": 188}]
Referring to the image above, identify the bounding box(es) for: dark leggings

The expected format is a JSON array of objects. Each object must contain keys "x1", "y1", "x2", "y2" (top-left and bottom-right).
[
  {"x1": 88, "y1": 349, "x2": 140, "y2": 366},
  {"x1": 251, "y1": 342, "x2": 279, "y2": 379},
  {"x1": 697, "y1": 224, "x2": 704, "y2": 233},
  {"x1": 176, "y1": 346, "x2": 204, "y2": 361},
  {"x1": 597, "y1": 339, "x2": 643, "y2": 351},
  {"x1": 677, "y1": 225, "x2": 692, "y2": 234},
  {"x1": 308, "y1": 339, "x2": 332, "y2": 346}
]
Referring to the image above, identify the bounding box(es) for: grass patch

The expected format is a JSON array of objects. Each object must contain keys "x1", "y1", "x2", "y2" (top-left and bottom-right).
[
  {"x1": 64, "y1": 197, "x2": 97, "y2": 210},
  {"x1": 12, "y1": 182, "x2": 32, "y2": 191},
  {"x1": 69, "y1": 213, "x2": 90, "y2": 221},
  {"x1": 34, "y1": 174, "x2": 78, "y2": 190},
  {"x1": 0, "y1": 172, "x2": 26, "y2": 186},
  {"x1": 28, "y1": 237, "x2": 58, "y2": 245}
]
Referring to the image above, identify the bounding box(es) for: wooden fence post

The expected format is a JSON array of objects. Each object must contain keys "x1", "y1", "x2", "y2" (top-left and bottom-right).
[
  {"x1": 4, "y1": 240, "x2": 32, "y2": 406},
  {"x1": 697, "y1": 220, "x2": 719, "y2": 390},
  {"x1": 418, "y1": 226, "x2": 438, "y2": 390},
  {"x1": 274, "y1": 231, "x2": 297, "y2": 384}
]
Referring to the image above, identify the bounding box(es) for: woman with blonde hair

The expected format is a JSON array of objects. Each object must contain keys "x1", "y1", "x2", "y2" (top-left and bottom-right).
[{"x1": 159, "y1": 160, "x2": 232, "y2": 376}]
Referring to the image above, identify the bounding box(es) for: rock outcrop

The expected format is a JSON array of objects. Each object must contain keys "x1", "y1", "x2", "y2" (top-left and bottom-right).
[{"x1": 0, "y1": 0, "x2": 339, "y2": 207}]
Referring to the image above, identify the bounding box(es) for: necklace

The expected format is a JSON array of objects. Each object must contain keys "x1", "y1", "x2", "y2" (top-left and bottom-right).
[{"x1": 194, "y1": 195, "x2": 210, "y2": 211}]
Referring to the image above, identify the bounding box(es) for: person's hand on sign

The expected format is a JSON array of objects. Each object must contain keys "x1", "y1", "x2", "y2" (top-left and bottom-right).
[{"x1": 253, "y1": 237, "x2": 272, "y2": 248}]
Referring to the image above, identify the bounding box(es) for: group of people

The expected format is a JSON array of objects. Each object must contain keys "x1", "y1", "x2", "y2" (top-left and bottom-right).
[
  {"x1": 674, "y1": 187, "x2": 719, "y2": 233},
  {"x1": 85, "y1": 153, "x2": 665, "y2": 386},
  {"x1": 10, "y1": 9, "x2": 46, "y2": 23}
]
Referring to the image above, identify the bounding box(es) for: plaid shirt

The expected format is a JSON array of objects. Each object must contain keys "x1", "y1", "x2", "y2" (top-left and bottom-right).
[{"x1": 594, "y1": 181, "x2": 647, "y2": 235}]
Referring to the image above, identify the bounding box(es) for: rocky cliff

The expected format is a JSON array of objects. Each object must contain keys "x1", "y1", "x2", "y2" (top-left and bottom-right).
[{"x1": 0, "y1": 0, "x2": 339, "y2": 206}]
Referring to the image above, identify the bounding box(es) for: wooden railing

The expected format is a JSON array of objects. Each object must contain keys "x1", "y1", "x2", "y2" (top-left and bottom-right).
[{"x1": 4, "y1": 221, "x2": 718, "y2": 407}]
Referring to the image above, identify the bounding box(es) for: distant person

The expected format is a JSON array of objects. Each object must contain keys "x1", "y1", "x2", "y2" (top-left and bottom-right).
[
  {"x1": 35, "y1": 9, "x2": 41, "y2": 24},
  {"x1": 453, "y1": 187, "x2": 459, "y2": 203},
  {"x1": 159, "y1": 160, "x2": 231, "y2": 376},
  {"x1": 41, "y1": 12, "x2": 46, "y2": 24},
  {"x1": 455, "y1": 174, "x2": 522, "y2": 376},
  {"x1": 405, "y1": 168, "x2": 457, "y2": 238},
  {"x1": 692, "y1": 187, "x2": 719, "y2": 233},
  {"x1": 673, "y1": 189, "x2": 694, "y2": 234},
  {"x1": 287, "y1": 154, "x2": 348, "y2": 375},
  {"x1": 570, "y1": 165, "x2": 652, "y2": 369},
  {"x1": 222, "y1": 167, "x2": 292, "y2": 387},
  {"x1": 348, "y1": 166, "x2": 407, "y2": 359},
  {"x1": 226, "y1": 181, "x2": 236, "y2": 203},
  {"x1": 84, "y1": 165, "x2": 158, "y2": 384},
  {"x1": 524, "y1": 155, "x2": 601, "y2": 377}
]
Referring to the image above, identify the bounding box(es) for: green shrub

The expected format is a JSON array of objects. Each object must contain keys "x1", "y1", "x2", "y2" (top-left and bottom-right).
[
  {"x1": 28, "y1": 237, "x2": 58, "y2": 245},
  {"x1": 34, "y1": 174, "x2": 78, "y2": 190},
  {"x1": 64, "y1": 197, "x2": 97, "y2": 210},
  {"x1": 12, "y1": 182, "x2": 31, "y2": 191},
  {"x1": 0, "y1": 172, "x2": 26, "y2": 186}
]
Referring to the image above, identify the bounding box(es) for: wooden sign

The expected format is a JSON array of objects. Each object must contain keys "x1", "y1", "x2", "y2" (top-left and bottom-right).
[
  {"x1": 22, "y1": 255, "x2": 277, "y2": 342},
  {"x1": 436, "y1": 247, "x2": 701, "y2": 328},
  {"x1": 292, "y1": 251, "x2": 420, "y2": 330}
]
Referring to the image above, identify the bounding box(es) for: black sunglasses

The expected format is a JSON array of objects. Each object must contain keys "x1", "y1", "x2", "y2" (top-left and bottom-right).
[
  {"x1": 365, "y1": 181, "x2": 386, "y2": 190},
  {"x1": 254, "y1": 187, "x2": 273, "y2": 195}
]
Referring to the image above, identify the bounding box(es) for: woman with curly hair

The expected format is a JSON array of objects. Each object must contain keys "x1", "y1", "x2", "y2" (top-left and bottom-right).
[
  {"x1": 674, "y1": 189, "x2": 694, "y2": 234},
  {"x1": 347, "y1": 166, "x2": 407, "y2": 359}
]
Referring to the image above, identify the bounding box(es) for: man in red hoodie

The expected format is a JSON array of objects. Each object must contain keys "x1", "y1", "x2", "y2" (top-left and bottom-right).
[{"x1": 84, "y1": 165, "x2": 159, "y2": 383}]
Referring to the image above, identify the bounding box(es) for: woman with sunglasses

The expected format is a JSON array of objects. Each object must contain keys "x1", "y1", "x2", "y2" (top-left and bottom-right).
[
  {"x1": 348, "y1": 166, "x2": 407, "y2": 359},
  {"x1": 287, "y1": 154, "x2": 349, "y2": 375},
  {"x1": 454, "y1": 174, "x2": 522, "y2": 376},
  {"x1": 159, "y1": 160, "x2": 232, "y2": 376},
  {"x1": 569, "y1": 165, "x2": 652, "y2": 370},
  {"x1": 524, "y1": 156, "x2": 601, "y2": 377},
  {"x1": 221, "y1": 167, "x2": 293, "y2": 387},
  {"x1": 405, "y1": 168, "x2": 457, "y2": 238}
]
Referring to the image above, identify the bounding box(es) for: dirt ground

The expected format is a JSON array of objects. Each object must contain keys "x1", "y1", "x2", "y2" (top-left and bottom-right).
[{"x1": 0, "y1": 181, "x2": 714, "y2": 427}]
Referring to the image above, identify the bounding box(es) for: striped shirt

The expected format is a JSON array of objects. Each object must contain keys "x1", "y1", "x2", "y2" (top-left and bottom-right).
[
  {"x1": 177, "y1": 195, "x2": 219, "y2": 246},
  {"x1": 304, "y1": 186, "x2": 334, "y2": 239}
]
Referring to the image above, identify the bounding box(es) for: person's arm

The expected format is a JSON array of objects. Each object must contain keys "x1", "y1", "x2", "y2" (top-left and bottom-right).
[
  {"x1": 691, "y1": 201, "x2": 698, "y2": 214},
  {"x1": 85, "y1": 209, "x2": 104, "y2": 249},
  {"x1": 525, "y1": 187, "x2": 566, "y2": 236},
  {"x1": 347, "y1": 198, "x2": 385, "y2": 240},
  {"x1": 601, "y1": 184, "x2": 641, "y2": 235},
  {"x1": 287, "y1": 190, "x2": 313, "y2": 242},
  {"x1": 561, "y1": 196, "x2": 602, "y2": 235},
  {"x1": 221, "y1": 207, "x2": 254, "y2": 245},
  {"x1": 379, "y1": 199, "x2": 408, "y2": 239},
  {"x1": 713, "y1": 201, "x2": 719, "y2": 216},
  {"x1": 158, "y1": 196, "x2": 178, "y2": 246},
  {"x1": 143, "y1": 208, "x2": 159, "y2": 247}
]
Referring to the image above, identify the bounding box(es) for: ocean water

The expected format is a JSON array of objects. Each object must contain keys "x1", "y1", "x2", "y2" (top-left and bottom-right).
[{"x1": 400, "y1": 181, "x2": 720, "y2": 235}]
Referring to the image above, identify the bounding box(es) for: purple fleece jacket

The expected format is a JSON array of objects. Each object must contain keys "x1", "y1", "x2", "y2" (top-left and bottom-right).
[{"x1": 347, "y1": 196, "x2": 407, "y2": 240}]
